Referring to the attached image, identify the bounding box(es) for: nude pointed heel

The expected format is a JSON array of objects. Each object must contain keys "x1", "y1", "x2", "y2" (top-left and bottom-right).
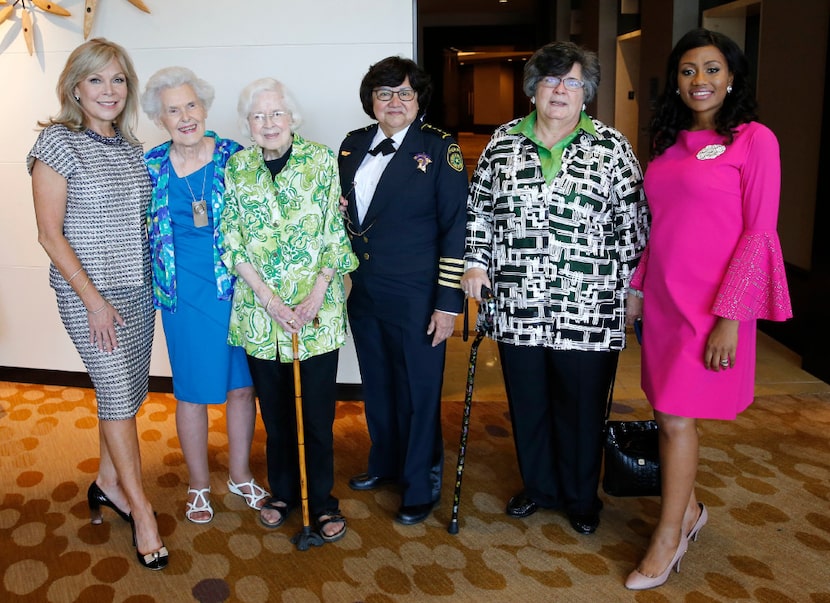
[
  {"x1": 625, "y1": 537, "x2": 689, "y2": 590},
  {"x1": 687, "y1": 503, "x2": 708, "y2": 542}
]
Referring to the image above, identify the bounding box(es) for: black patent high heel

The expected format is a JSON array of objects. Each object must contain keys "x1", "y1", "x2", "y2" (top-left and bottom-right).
[
  {"x1": 87, "y1": 482, "x2": 130, "y2": 525},
  {"x1": 129, "y1": 514, "x2": 169, "y2": 571}
]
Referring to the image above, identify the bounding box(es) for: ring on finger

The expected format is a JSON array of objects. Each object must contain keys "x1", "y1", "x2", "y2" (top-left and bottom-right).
[{"x1": 720, "y1": 359, "x2": 729, "y2": 367}]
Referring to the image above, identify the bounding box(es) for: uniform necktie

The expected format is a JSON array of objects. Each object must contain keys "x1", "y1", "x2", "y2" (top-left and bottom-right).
[{"x1": 368, "y1": 137, "x2": 396, "y2": 156}]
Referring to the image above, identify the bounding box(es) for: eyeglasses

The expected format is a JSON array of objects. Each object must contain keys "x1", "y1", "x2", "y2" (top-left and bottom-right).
[
  {"x1": 373, "y1": 88, "x2": 416, "y2": 102},
  {"x1": 538, "y1": 76, "x2": 585, "y2": 90},
  {"x1": 249, "y1": 111, "x2": 288, "y2": 125}
]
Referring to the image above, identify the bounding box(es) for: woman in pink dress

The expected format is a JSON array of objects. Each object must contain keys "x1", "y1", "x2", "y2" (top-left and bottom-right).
[{"x1": 624, "y1": 28, "x2": 792, "y2": 590}]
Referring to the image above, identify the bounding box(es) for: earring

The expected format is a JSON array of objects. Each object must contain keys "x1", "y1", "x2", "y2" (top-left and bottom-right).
[
  {"x1": 727, "y1": 85, "x2": 733, "y2": 94},
  {"x1": 675, "y1": 88, "x2": 680, "y2": 95},
  {"x1": 74, "y1": 95, "x2": 80, "y2": 101},
  {"x1": 530, "y1": 97, "x2": 536, "y2": 104},
  {"x1": 582, "y1": 103, "x2": 586, "y2": 111}
]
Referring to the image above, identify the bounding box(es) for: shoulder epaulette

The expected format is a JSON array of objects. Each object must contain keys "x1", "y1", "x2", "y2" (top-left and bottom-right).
[
  {"x1": 420, "y1": 123, "x2": 452, "y2": 139},
  {"x1": 345, "y1": 124, "x2": 374, "y2": 138}
]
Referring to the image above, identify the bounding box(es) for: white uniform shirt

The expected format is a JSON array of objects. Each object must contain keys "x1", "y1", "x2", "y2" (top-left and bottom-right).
[{"x1": 354, "y1": 125, "x2": 411, "y2": 223}]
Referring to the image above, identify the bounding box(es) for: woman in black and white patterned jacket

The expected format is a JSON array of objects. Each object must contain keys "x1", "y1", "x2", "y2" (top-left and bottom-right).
[{"x1": 461, "y1": 41, "x2": 649, "y2": 536}]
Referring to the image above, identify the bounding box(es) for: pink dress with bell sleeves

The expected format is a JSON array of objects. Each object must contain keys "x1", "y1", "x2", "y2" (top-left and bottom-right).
[{"x1": 629, "y1": 122, "x2": 792, "y2": 419}]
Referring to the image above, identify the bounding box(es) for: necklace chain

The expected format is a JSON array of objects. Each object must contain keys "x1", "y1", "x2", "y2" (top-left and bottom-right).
[{"x1": 183, "y1": 164, "x2": 208, "y2": 203}]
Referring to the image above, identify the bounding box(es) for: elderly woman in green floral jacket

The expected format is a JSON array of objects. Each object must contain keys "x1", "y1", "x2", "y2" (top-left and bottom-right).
[{"x1": 220, "y1": 77, "x2": 358, "y2": 543}]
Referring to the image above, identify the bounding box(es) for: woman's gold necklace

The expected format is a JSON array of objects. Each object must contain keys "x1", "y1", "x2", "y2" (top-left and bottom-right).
[{"x1": 183, "y1": 164, "x2": 208, "y2": 228}]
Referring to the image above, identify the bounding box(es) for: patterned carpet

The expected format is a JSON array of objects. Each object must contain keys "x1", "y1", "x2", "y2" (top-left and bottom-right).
[{"x1": 1, "y1": 380, "x2": 829, "y2": 603}]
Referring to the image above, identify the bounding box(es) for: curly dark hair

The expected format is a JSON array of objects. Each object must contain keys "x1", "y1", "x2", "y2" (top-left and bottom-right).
[
  {"x1": 650, "y1": 28, "x2": 757, "y2": 157},
  {"x1": 358, "y1": 56, "x2": 432, "y2": 120}
]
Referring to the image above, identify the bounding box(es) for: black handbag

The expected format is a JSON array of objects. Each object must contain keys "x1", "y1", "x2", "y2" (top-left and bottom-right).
[
  {"x1": 603, "y1": 419, "x2": 661, "y2": 497},
  {"x1": 601, "y1": 322, "x2": 662, "y2": 497}
]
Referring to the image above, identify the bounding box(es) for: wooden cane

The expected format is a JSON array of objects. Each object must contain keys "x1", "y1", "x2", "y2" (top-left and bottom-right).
[{"x1": 290, "y1": 332, "x2": 323, "y2": 550}]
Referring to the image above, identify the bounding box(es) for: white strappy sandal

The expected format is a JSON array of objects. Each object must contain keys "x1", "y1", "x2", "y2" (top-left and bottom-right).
[
  {"x1": 227, "y1": 478, "x2": 269, "y2": 510},
  {"x1": 185, "y1": 487, "x2": 214, "y2": 524}
]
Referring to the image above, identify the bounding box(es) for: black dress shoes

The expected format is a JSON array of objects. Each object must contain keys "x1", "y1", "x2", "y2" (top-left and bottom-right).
[
  {"x1": 506, "y1": 493, "x2": 539, "y2": 518},
  {"x1": 568, "y1": 511, "x2": 600, "y2": 535},
  {"x1": 395, "y1": 500, "x2": 437, "y2": 525},
  {"x1": 348, "y1": 473, "x2": 395, "y2": 491}
]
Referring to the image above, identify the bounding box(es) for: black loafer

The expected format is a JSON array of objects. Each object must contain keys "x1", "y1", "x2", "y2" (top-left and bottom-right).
[
  {"x1": 395, "y1": 501, "x2": 437, "y2": 525},
  {"x1": 506, "y1": 493, "x2": 539, "y2": 518},
  {"x1": 568, "y1": 512, "x2": 600, "y2": 535},
  {"x1": 348, "y1": 473, "x2": 395, "y2": 491}
]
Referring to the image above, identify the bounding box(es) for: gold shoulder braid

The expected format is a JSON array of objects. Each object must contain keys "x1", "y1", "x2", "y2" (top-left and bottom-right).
[{"x1": 421, "y1": 123, "x2": 452, "y2": 139}]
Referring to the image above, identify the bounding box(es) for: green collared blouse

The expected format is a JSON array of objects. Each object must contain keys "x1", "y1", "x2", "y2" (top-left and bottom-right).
[
  {"x1": 465, "y1": 114, "x2": 649, "y2": 351},
  {"x1": 220, "y1": 134, "x2": 358, "y2": 362},
  {"x1": 509, "y1": 110, "x2": 598, "y2": 183}
]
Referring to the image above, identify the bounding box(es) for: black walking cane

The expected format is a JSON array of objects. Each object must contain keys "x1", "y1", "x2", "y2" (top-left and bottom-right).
[
  {"x1": 448, "y1": 285, "x2": 495, "y2": 534},
  {"x1": 289, "y1": 332, "x2": 324, "y2": 551}
]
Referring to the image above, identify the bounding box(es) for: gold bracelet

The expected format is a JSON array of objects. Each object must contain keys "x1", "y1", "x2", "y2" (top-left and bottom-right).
[
  {"x1": 66, "y1": 267, "x2": 83, "y2": 283},
  {"x1": 265, "y1": 293, "x2": 276, "y2": 313},
  {"x1": 88, "y1": 301, "x2": 107, "y2": 315},
  {"x1": 78, "y1": 277, "x2": 91, "y2": 294}
]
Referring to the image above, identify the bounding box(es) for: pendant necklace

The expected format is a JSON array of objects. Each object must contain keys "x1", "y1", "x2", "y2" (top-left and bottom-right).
[{"x1": 184, "y1": 165, "x2": 209, "y2": 228}]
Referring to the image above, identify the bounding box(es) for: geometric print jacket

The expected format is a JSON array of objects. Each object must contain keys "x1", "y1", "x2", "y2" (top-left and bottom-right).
[
  {"x1": 465, "y1": 116, "x2": 650, "y2": 351},
  {"x1": 144, "y1": 131, "x2": 243, "y2": 312}
]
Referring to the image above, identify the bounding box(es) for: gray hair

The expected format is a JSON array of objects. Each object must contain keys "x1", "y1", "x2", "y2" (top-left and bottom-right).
[
  {"x1": 523, "y1": 41, "x2": 601, "y2": 105},
  {"x1": 236, "y1": 78, "x2": 303, "y2": 138},
  {"x1": 140, "y1": 66, "x2": 215, "y2": 121}
]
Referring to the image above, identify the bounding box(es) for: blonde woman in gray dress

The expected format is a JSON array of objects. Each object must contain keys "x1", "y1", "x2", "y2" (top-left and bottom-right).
[{"x1": 29, "y1": 38, "x2": 167, "y2": 571}]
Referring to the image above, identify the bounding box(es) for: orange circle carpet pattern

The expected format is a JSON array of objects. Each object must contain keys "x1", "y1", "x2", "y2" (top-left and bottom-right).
[{"x1": 1, "y1": 382, "x2": 829, "y2": 602}]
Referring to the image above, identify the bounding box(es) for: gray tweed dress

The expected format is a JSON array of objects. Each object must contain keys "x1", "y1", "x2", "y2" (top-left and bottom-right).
[{"x1": 28, "y1": 125, "x2": 154, "y2": 421}]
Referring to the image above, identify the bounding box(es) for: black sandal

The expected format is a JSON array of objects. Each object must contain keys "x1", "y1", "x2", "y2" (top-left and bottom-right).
[
  {"x1": 315, "y1": 511, "x2": 347, "y2": 543},
  {"x1": 259, "y1": 498, "x2": 290, "y2": 529}
]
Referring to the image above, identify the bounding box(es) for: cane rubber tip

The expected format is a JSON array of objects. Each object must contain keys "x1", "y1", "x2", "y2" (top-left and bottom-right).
[{"x1": 447, "y1": 521, "x2": 459, "y2": 535}]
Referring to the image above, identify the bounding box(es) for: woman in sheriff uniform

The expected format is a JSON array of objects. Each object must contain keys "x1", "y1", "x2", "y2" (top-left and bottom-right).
[{"x1": 338, "y1": 56, "x2": 468, "y2": 526}]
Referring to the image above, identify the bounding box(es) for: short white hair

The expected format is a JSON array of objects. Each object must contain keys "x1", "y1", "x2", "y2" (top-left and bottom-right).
[
  {"x1": 237, "y1": 77, "x2": 303, "y2": 138},
  {"x1": 141, "y1": 66, "x2": 214, "y2": 121}
]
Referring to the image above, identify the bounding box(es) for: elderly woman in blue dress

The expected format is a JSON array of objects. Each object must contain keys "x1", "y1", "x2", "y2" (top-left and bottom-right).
[{"x1": 142, "y1": 67, "x2": 269, "y2": 524}]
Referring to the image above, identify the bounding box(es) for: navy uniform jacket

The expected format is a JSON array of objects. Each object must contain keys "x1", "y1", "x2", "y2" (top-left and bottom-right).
[{"x1": 338, "y1": 122, "x2": 468, "y2": 327}]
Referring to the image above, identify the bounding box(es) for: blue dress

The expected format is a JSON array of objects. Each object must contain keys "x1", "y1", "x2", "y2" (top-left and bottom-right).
[{"x1": 161, "y1": 163, "x2": 252, "y2": 404}]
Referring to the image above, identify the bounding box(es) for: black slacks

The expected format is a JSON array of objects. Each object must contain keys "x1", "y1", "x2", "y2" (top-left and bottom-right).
[
  {"x1": 350, "y1": 312, "x2": 444, "y2": 506},
  {"x1": 498, "y1": 343, "x2": 619, "y2": 514},
  {"x1": 247, "y1": 350, "x2": 339, "y2": 517}
]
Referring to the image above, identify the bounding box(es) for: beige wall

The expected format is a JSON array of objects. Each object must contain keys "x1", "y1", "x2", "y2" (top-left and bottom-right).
[
  {"x1": 471, "y1": 63, "x2": 515, "y2": 126},
  {"x1": 615, "y1": 32, "x2": 641, "y2": 156},
  {"x1": 0, "y1": 0, "x2": 415, "y2": 381}
]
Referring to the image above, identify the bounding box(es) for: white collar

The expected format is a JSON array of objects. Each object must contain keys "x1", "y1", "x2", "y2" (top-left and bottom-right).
[{"x1": 371, "y1": 123, "x2": 411, "y2": 149}]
